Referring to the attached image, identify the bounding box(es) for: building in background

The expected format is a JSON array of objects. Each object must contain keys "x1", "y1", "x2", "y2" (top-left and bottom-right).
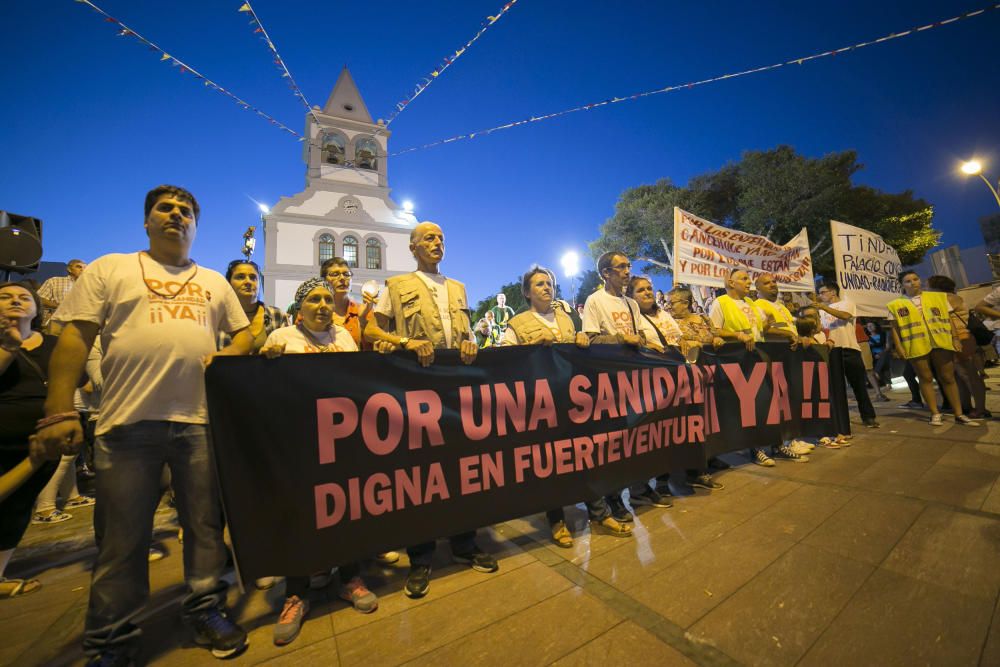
[{"x1": 262, "y1": 68, "x2": 420, "y2": 308}]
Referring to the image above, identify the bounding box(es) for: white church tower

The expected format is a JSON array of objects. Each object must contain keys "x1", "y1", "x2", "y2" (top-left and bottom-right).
[{"x1": 263, "y1": 67, "x2": 419, "y2": 308}]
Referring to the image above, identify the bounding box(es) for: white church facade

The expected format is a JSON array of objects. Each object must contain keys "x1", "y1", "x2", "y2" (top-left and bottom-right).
[{"x1": 263, "y1": 68, "x2": 420, "y2": 308}]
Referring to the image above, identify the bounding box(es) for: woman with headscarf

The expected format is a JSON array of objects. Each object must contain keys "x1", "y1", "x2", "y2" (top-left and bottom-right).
[{"x1": 260, "y1": 278, "x2": 396, "y2": 645}]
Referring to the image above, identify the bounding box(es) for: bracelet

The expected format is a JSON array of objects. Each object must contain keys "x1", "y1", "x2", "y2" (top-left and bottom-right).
[{"x1": 36, "y1": 411, "x2": 80, "y2": 431}]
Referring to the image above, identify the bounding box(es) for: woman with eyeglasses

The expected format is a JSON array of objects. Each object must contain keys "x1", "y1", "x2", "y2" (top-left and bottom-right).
[{"x1": 320, "y1": 257, "x2": 375, "y2": 350}]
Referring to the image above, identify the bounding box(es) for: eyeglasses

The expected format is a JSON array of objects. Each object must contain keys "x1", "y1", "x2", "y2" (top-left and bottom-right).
[{"x1": 326, "y1": 271, "x2": 353, "y2": 279}]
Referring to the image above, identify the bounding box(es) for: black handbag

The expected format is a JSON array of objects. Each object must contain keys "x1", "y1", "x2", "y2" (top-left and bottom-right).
[{"x1": 957, "y1": 311, "x2": 995, "y2": 346}]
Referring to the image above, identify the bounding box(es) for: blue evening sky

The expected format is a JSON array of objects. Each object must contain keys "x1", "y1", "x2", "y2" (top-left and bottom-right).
[{"x1": 1, "y1": 0, "x2": 997, "y2": 303}]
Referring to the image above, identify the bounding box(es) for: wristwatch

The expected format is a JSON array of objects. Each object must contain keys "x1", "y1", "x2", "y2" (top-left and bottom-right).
[{"x1": 398, "y1": 337, "x2": 410, "y2": 347}]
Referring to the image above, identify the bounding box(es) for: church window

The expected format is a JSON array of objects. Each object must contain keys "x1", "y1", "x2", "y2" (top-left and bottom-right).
[
  {"x1": 343, "y1": 235, "x2": 359, "y2": 268},
  {"x1": 366, "y1": 238, "x2": 382, "y2": 270},
  {"x1": 355, "y1": 137, "x2": 378, "y2": 170},
  {"x1": 322, "y1": 133, "x2": 345, "y2": 165},
  {"x1": 318, "y1": 233, "x2": 335, "y2": 263}
]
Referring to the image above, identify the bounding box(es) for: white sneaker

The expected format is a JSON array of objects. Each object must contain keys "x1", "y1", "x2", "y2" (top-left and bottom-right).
[
  {"x1": 929, "y1": 413, "x2": 944, "y2": 426},
  {"x1": 956, "y1": 415, "x2": 981, "y2": 427},
  {"x1": 789, "y1": 440, "x2": 815, "y2": 454}
]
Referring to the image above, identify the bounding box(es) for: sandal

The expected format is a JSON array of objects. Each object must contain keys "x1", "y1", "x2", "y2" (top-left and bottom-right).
[
  {"x1": 550, "y1": 521, "x2": 573, "y2": 548},
  {"x1": 591, "y1": 516, "x2": 633, "y2": 538},
  {"x1": 0, "y1": 577, "x2": 41, "y2": 598}
]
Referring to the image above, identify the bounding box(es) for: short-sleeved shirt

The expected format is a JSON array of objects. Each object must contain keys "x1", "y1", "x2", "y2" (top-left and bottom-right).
[
  {"x1": 819, "y1": 299, "x2": 860, "y2": 351},
  {"x1": 262, "y1": 324, "x2": 357, "y2": 354},
  {"x1": 56, "y1": 252, "x2": 249, "y2": 435},
  {"x1": 501, "y1": 311, "x2": 564, "y2": 346},
  {"x1": 37, "y1": 275, "x2": 77, "y2": 325},
  {"x1": 708, "y1": 297, "x2": 764, "y2": 340},
  {"x1": 374, "y1": 271, "x2": 455, "y2": 348},
  {"x1": 677, "y1": 314, "x2": 716, "y2": 345},
  {"x1": 643, "y1": 308, "x2": 682, "y2": 345},
  {"x1": 582, "y1": 289, "x2": 659, "y2": 342}
]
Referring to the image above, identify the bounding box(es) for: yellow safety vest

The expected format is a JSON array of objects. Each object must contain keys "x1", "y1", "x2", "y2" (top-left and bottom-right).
[
  {"x1": 755, "y1": 298, "x2": 796, "y2": 332},
  {"x1": 507, "y1": 309, "x2": 577, "y2": 345},
  {"x1": 717, "y1": 294, "x2": 764, "y2": 341},
  {"x1": 886, "y1": 291, "x2": 955, "y2": 358}
]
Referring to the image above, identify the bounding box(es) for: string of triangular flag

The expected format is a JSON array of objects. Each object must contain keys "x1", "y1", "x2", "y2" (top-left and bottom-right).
[
  {"x1": 73, "y1": 0, "x2": 302, "y2": 139},
  {"x1": 382, "y1": 0, "x2": 519, "y2": 127},
  {"x1": 237, "y1": 2, "x2": 322, "y2": 132},
  {"x1": 388, "y1": 2, "x2": 1000, "y2": 157}
]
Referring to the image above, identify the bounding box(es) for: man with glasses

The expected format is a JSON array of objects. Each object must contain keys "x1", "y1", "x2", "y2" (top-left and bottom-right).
[{"x1": 582, "y1": 251, "x2": 666, "y2": 521}]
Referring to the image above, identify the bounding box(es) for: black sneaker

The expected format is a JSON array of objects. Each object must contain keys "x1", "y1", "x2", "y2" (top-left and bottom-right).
[
  {"x1": 629, "y1": 489, "x2": 673, "y2": 508},
  {"x1": 688, "y1": 474, "x2": 724, "y2": 490},
  {"x1": 190, "y1": 609, "x2": 248, "y2": 659},
  {"x1": 405, "y1": 565, "x2": 431, "y2": 598},
  {"x1": 85, "y1": 649, "x2": 134, "y2": 667},
  {"x1": 773, "y1": 445, "x2": 809, "y2": 463},
  {"x1": 862, "y1": 419, "x2": 880, "y2": 428},
  {"x1": 452, "y1": 550, "x2": 499, "y2": 573},
  {"x1": 606, "y1": 495, "x2": 634, "y2": 523}
]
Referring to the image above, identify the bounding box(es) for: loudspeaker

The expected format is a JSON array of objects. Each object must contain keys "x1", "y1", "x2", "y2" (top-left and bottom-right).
[{"x1": 0, "y1": 211, "x2": 43, "y2": 272}]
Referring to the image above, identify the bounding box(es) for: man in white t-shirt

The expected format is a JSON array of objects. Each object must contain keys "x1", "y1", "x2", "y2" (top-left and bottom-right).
[
  {"x1": 816, "y1": 283, "x2": 879, "y2": 430},
  {"x1": 365, "y1": 221, "x2": 497, "y2": 600},
  {"x1": 37, "y1": 185, "x2": 254, "y2": 664},
  {"x1": 582, "y1": 252, "x2": 668, "y2": 520}
]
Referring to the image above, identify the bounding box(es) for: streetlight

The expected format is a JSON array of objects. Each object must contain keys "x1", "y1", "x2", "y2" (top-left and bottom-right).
[
  {"x1": 960, "y1": 159, "x2": 1000, "y2": 209},
  {"x1": 257, "y1": 203, "x2": 270, "y2": 214},
  {"x1": 560, "y1": 250, "x2": 581, "y2": 306},
  {"x1": 402, "y1": 200, "x2": 415, "y2": 213}
]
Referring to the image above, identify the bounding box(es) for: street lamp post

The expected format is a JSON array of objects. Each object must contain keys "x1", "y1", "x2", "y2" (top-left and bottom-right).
[
  {"x1": 961, "y1": 160, "x2": 1000, "y2": 209},
  {"x1": 560, "y1": 250, "x2": 580, "y2": 306}
]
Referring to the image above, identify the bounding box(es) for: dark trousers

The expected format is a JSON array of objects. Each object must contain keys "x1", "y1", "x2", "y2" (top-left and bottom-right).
[
  {"x1": 285, "y1": 562, "x2": 361, "y2": 598},
  {"x1": 830, "y1": 348, "x2": 876, "y2": 432},
  {"x1": 902, "y1": 361, "x2": 922, "y2": 403},
  {"x1": 407, "y1": 532, "x2": 477, "y2": 567}
]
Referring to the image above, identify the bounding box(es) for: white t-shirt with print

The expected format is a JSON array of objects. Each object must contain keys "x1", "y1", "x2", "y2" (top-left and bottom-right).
[
  {"x1": 263, "y1": 324, "x2": 357, "y2": 354},
  {"x1": 582, "y1": 289, "x2": 659, "y2": 342},
  {"x1": 819, "y1": 299, "x2": 860, "y2": 351},
  {"x1": 56, "y1": 252, "x2": 249, "y2": 435},
  {"x1": 645, "y1": 309, "x2": 682, "y2": 345},
  {"x1": 375, "y1": 271, "x2": 456, "y2": 348}
]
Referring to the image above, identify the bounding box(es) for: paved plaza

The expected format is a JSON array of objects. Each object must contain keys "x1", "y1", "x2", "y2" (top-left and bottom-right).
[{"x1": 3, "y1": 373, "x2": 1000, "y2": 667}]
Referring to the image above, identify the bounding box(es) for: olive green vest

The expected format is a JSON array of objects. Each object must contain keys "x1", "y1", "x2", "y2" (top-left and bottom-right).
[
  {"x1": 385, "y1": 272, "x2": 472, "y2": 350},
  {"x1": 507, "y1": 309, "x2": 577, "y2": 345}
]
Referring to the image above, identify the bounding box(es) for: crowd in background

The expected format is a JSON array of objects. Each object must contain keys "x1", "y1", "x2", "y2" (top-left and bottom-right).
[{"x1": 1, "y1": 183, "x2": 999, "y2": 666}]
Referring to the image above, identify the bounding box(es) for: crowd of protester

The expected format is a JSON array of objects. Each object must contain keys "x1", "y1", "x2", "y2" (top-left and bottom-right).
[{"x1": 0, "y1": 183, "x2": 997, "y2": 665}]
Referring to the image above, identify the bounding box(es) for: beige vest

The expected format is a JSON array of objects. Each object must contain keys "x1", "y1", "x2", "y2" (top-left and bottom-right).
[
  {"x1": 385, "y1": 272, "x2": 472, "y2": 350},
  {"x1": 508, "y1": 309, "x2": 577, "y2": 345}
]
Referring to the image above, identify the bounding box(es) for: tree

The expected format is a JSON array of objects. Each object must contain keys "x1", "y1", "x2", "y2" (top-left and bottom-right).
[
  {"x1": 573, "y1": 269, "x2": 603, "y2": 305},
  {"x1": 593, "y1": 146, "x2": 938, "y2": 277}
]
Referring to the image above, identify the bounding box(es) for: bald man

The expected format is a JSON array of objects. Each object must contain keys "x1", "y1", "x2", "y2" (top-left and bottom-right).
[{"x1": 365, "y1": 221, "x2": 497, "y2": 599}]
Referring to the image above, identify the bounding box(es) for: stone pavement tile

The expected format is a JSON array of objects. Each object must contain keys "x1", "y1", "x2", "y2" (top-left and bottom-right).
[
  {"x1": 687, "y1": 543, "x2": 873, "y2": 667},
  {"x1": 239, "y1": 599, "x2": 336, "y2": 666},
  {"x1": 0, "y1": 641, "x2": 34, "y2": 667},
  {"x1": 255, "y1": 636, "x2": 339, "y2": 666},
  {"x1": 329, "y1": 536, "x2": 536, "y2": 635},
  {"x1": 799, "y1": 568, "x2": 994, "y2": 667},
  {"x1": 333, "y1": 561, "x2": 570, "y2": 666},
  {"x1": 938, "y1": 443, "x2": 1000, "y2": 471},
  {"x1": 848, "y1": 455, "x2": 940, "y2": 495},
  {"x1": 627, "y1": 530, "x2": 796, "y2": 629},
  {"x1": 905, "y1": 463, "x2": 999, "y2": 510},
  {"x1": 406, "y1": 587, "x2": 620, "y2": 666},
  {"x1": 803, "y1": 491, "x2": 925, "y2": 565},
  {"x1": 727, "y1": 484, "x2": 857, "y2": 543},
  {"x1": 688, "y1": 477, "x2": 801, "y2": 520},
  {"x1": 882, "y1": 506, "x2": 1000, "y2": 601},
  {"x1": 877, "y1": 435, "x2": 952, "y2": 461},
  {"x1": 833, "y1": 436, "x2": 901, "y2": 458},
  {"x1": 982, "y1": 477, "x2": 1000, "y2": 515},
  {"x1": 980, "y1": 594, "x2": 1000, "y2": 667},
  {"x1": 552, "y1": 620, "x2": 698, "y2": 667},
  {"x1": 583, "y1": 510, "x2": 740, "y2": 591}
]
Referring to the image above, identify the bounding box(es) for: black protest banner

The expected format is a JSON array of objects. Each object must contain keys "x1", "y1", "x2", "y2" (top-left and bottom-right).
[{"x1": 206, "y1": 342, "x2": 837, "y2": 580}]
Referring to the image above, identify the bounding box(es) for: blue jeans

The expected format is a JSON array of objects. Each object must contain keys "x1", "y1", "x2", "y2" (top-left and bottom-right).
[{"x1": 84, "y1": 421, "x2": 228, "y2": 656}]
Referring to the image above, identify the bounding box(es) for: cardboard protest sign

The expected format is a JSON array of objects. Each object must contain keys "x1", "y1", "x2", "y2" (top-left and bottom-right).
[
  {"x1": 830, "y1": 220, "x2": 903, "y2": 316},
  {"x1": 672, "y1": 208, "x2": 814, "y2": 290}
]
